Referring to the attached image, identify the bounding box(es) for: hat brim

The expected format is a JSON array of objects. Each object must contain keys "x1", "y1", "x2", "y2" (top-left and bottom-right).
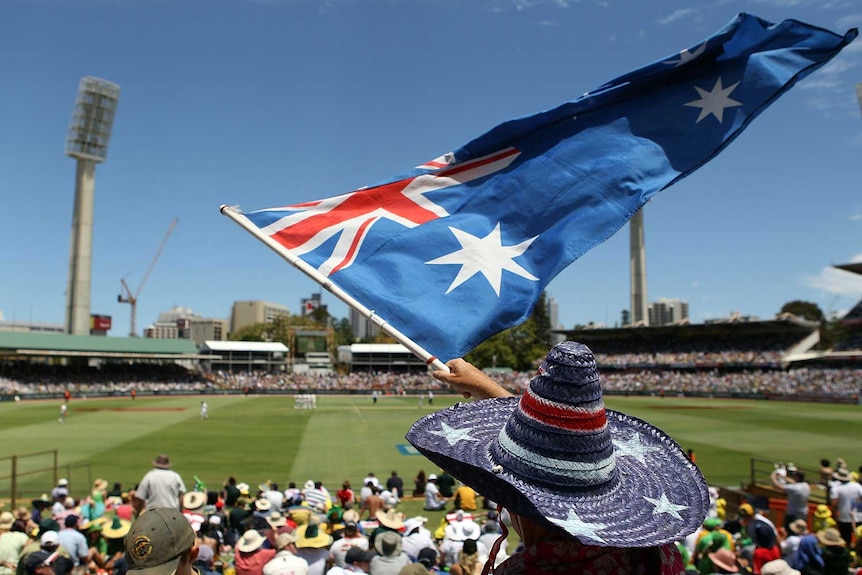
[
  {"x1": 406, "y1": 398, "x2": 708, "y2": 547},
  {"x1": 128, "y1": 557, "x2": 181, "y2": 575}
]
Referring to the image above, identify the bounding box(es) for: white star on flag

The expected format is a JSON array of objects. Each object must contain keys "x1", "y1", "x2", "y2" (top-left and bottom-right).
[
  {"x1": 643, "y1": 493, "x2": 689, "y2": 520},
  {"x1": 429, "y1": 422, "x2": 481, "y2": 446},
  {"x1": 612, "y1": 432, "x2": 663, "y2": 464},
  {"x1": 666, "y1": 43, "x2": 707, "y2": 67},
  {"x1": 427, "y1": 222, "x2": 538, "y2": 296},
  {"x1": 684, "y1": 76, "x2": 743, "y2": 123},
  {"x1": 548, "y1": 510, "x2": 607, "y2": 544}
]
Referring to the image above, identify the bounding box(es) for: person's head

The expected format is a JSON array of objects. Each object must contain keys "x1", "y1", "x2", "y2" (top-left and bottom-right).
[
  {"x1": 737, "y1": 503, "x2": 754, "y2": 524},
  {"x1": 407, "y1": 341, "x2": 709, "y2": 549},
  {"x1": 64, "y1": 515, "x2": 79, "y2": 530},
  {"x1": 24, "y1": 551, "x2": 56, "y2": 575},
  {"x1": 391, "y1": 471, "x2": 398, "y2": 477},
  {"x1": 39, "y1": 530, "x2": 59, "y2": 551},
  {"x1": 461, "y1": 539, "x2": 478, "y2": 556},
  {"x1": 274, "y1": 532, "x2": 297, "y2": 552},
  {"x1": 417, "y1": 548, "x2": 437, "y2": 569},
  {"x1": 820, "y1": 459, "x2": 830, "y2": 468},
  {"x1": 314, "y1": 481, "x2": 323, "y2": 490},
  {"x1": 125, "y1": 508, "x2": 196, "y2": 575},
  {"x1": 345, "y1": 547, "x2": 375, "y2": 571}
]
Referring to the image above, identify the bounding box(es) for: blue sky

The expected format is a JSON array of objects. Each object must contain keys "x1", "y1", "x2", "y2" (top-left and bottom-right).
[{"x1": 1, "y1": 0, "x2": 861, "y2": 338}]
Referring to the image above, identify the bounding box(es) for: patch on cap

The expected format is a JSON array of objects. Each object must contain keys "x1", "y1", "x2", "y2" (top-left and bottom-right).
[{"x1": 130, "y1": 534, "x2": 153, "y2": 561}]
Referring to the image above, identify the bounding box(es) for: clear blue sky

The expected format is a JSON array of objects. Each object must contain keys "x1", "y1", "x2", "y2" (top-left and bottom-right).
[{"x1": 1, "y1": 0, "x2": 861, "y2": 338}]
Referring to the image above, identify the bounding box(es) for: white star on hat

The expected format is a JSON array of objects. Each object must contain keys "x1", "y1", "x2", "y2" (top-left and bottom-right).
[
  {"x1": 643, "y1": 493, "x2": 689, "y2": 520},
  {"x1": 612, "y1": 431, "x2": 663, "y2": 464},
  {"x1": 429, "y1": 422, "x2": 481, "y2": 446},
  {"x1": 548, "y1": 509, "x2": 607, "y2": 544}
]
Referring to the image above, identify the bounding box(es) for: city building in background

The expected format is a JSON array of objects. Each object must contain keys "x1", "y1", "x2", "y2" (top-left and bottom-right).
[
  {"x1": 648, "y1": 298, "x2": 690, "y2": 326},
  {"x1": 144, "y1": 306, "x2": 198, "y2": 339},
  {"x1": 229, "y1": 300, "x2": 290, "y2": 333},
  {"x1": 190, "y1": 318, "x2": 229, "y2": 347},
  {"x1": 300, "y1": 293, "x2": 327, "y2": 318},
  {"x1": 350, "y1": 307, "x2": 381, "y2": 341}
]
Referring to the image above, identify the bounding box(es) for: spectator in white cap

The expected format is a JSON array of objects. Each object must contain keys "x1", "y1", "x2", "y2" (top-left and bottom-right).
[
  {"x1": 401, "y1": 517, "x2": 433, "y2": 561},
  {"x1": 423, "y1": 477, "x2": 445, "y2": 512},
  {"x1": 51, "y1": 481, "x2": 69, "y2": 504}
]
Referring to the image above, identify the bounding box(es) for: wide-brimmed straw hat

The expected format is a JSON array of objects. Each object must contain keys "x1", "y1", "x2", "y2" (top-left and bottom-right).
[
  {"x1": 183, "y1": 492, "x2": 207, "y2": 512},
  {"x1": 833, "y1": 468, "x2": 851, "y2": 482},
  {"x1": 761, "y1": 559, "x2": 800, "y2": 575},
  {"x1": 237, "y1": 529, "x2": 267, "y2": 553},
  {"x1": 0, "y1": 512, "x2": 13, "y2": 530},
  {"x1": 407, "y1": 341, "x2": 709, "y2": 548},
  {"x1": 814, "y1": 505, "x2": 831, "y2": 519},
  {"x1": 267, "y1": 511, "x2": 287, "y2": 529},
  {"x1": 789, "y1": 519, "x2": 808, "y2": 535},
  {"x1": 102, "y1": 516, "x2": 132, "y2": 539},
  {"x1": 374, "y1": 530, "x2": 403, "y2": 557},
  {"x1": 708, "y1": 548, "x2": 738, "y2": 573},
  {"x1": 375, "y1": 509, "x2": 404, "y2": 530},
  {"x1": 152, "y1": 454, "x2": 172, "y2": 469},
  {"x1": 295, "y1": 521, "x2": 333, "y2": 549},
  {"x1": 93, "y1": 479, "x2": 109, "y2": 491},
  {"x1": 816, "y1": 528, "x2": 845, "y2": 547}
]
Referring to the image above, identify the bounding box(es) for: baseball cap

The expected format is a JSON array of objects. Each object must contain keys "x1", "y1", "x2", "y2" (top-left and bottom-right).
[
  {"x1": 24, "y1": 551, "x2": 55, "y2": 575},
  {"x1": 40, "y1": 531, "x2": 60, "y2": 548},
  {"x1": 427, "y1": 474, "x2": 437, "y2": 481},
  {"x1": 125, "y1": 508, "x2": 195, "y2": 575},
  {"x1": 345, "y1": 547, "x2": 376, "y2": 564},
  {"x1": 417, "y1": 548, "x2": 437, "y2": 567}
]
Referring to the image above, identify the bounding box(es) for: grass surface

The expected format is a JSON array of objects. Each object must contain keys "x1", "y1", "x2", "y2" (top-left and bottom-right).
[{"x1": 1, "y1": 393, "x2": 860, "y2": 510}]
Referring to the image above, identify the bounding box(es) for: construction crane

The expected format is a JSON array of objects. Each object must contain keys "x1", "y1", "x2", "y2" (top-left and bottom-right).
[{"x1": 118, "y1": 218, "x2": 178, "y2": 337}]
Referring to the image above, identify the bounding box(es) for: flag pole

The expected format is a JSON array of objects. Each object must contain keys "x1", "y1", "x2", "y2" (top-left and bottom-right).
[{"x1": 220, "y1": 205, "x2": 449, "y2": 373}]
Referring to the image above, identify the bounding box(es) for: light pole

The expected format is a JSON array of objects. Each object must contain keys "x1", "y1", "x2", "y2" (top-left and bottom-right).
[{"x1": 64, "y1": 77, "x2": 120, "y2": 335}]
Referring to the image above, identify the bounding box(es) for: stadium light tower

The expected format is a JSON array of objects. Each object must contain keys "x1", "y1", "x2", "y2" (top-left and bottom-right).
[
  {"x1": 64, "y1": 77, "x2": 121, "y2": 335},
  {"x1": 629, "y1": 209, "x2": 649, "y2": 326}
]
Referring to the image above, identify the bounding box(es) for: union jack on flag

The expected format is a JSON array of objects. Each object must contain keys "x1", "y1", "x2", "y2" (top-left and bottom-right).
[{"x1": 229, "y1": 13, "x2": 856, "y2": 363}]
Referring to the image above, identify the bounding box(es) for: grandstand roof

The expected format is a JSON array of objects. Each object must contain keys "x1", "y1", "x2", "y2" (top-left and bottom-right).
[
  {"x1": 834, "y1": 261, "x2": 862, "y2": 275},
  {"x1": 348, "y1": 343, "x2": 412, "y2": 354},
  {"x1": 0, "y1": 331, "x2": 204, "y2": 359},
  {"x1": 201, "y1": 341, "x2": 288, "y2": 352},
  {"x1": 557, "y1": 315, "x2": 818, "y2": 343}
]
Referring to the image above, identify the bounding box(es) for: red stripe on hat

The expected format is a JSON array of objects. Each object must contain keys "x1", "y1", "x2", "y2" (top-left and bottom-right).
[{"x1": 519, "y1": 391, "x2": 607, "y2": 432}]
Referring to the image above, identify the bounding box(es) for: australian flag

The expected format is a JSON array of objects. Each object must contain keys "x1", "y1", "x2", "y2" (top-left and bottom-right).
[{"x1": 230, "y1": 13, "x2": 856, "y2": 363}]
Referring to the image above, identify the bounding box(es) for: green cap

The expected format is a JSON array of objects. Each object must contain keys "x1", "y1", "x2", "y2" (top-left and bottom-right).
[{"x1": 125, "y1": 508, "x2": 195, "y2": 575}]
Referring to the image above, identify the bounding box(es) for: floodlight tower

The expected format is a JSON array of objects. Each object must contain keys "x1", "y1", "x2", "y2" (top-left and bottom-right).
[
  {"x1": 64, "y1": 77, "x2": 121, "y2": 335},
  {"x1": 629, "y1": 209, "x2": 649, "y2": 326}
]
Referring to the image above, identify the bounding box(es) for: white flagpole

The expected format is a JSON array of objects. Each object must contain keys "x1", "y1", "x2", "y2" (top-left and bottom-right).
[{"x1": 220, "y1": 205, "x2": 449, "y2": 373}]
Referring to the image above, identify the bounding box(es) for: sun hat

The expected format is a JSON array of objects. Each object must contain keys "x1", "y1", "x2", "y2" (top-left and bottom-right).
[
  {"x1": 374, "y1": 530, "x2": 403, "y2": 557},
  {"x1": 40, "y1": 530, "x2": 60, "y2": 547},
  {"x1": 57, "y1": 479, "x2": 69, "y2": 487},
  {"x1": 406, "y1": 341, "x2": 709, "y2": 548},
  {"x1": 304, "y1": 480, "x2": 315, "y2": 490},
  {"x1": 237, "y1": 482, "x2": 250, "y2": 495},
  {"x1": 267, "y1": 511, "x2": 287, "y2": 529},
  {"x1": 208, "y1": 515, "x2": 222, "y2": 526},
  {"x1": 761, "y1": 559, "x2": 800, "y2": 575},
  {"x1": 295, "y1": 521, "x2": 333, "y2": 549},
  {"x1": 93, "y1": 478, "x2": 109, "y2": 491},
  {"x1": 427, "y1": 474, "x2": 437, "y2": 481},
  {"x1": 288, "y1": 506, "x2": 313, "y2": 526},
  {"x1": 254, "y1": 499, "x2": 272, "y2": 513},
  {"x1": 404, "y1": 517, "x2": 426, "y2": 535},
  {"x1": 102, "y1": 516, "x2": 132, "y2": 539},
  {"x1": 81, "y1": 517, "x2": 107, "y2": 532},
  {"x1": 816, "y1": 527, "x2": 845, "y2": 547},
  {"x1": 737, "y1": 503, "x2": 754, "y2": 518},
  {"x1": 152, "y1": 454, "x2": 172, "y2": 469},
  {"x1": 703, "y1": 517, "x2": 722, "y2": 530},
  {"x1": 125, "y1": 508, "x2": 195, "y2": 575},
  {"x1": 708, "y1": 548, "x2": 738, "y2": 573},
  {"x1": 789, "y1": 519, "x2": 808, "y2": 535},
  {"x1": 814, "y1": 505, "x2": 831, "y2": 519},
  {"x1": 375, "y1": 509, "x2": 405, "y2": 530},
  {"x1": 275, "y1": 532, "x2": 296, "y2": 550},
  {"x1": 237, "y1": 529, "x2": 267, "y2": 553},
  {"x1": 182, "y1": 492, "x2": 206, "y2": 512},
  {"x1": 342, "y1": 509, "x2": 360, "y2": 523},
  {"x1": 833, "y1": 468, "x2": 851, "y2": 482},
  {"x1": 0, "y1": 512, "x2": 13, "y2": 530}
]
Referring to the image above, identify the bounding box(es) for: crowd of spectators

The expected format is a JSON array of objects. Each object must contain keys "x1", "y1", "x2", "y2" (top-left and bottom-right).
[{"x1": 1, "y1": 363, "x2": 860, "y2": 399}]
